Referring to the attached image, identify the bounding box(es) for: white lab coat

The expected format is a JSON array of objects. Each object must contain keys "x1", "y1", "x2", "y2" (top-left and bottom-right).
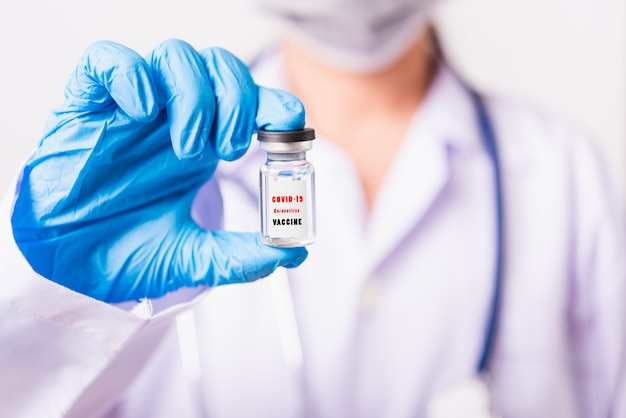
[{"x1": 1, "y1": 49, "x2": 625, "y2": 418}]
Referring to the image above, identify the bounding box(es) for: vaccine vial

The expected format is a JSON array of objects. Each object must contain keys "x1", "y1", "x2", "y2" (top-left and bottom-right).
[{"x1": 259, "y1": 128, "x2": 316, "y2": 247}]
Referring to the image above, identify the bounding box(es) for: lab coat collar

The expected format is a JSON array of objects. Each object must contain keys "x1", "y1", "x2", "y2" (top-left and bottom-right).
[
  {"x1": 362, "y1": 65, "x2": 486, "y2": 272},
  {"x1": 419, "y1": 65, "x2": 484, "y2": 152}
]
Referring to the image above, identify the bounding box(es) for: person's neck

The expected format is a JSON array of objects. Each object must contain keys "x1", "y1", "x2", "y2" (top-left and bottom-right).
[{"x1": 282, "y1": 31, "x2": 437, "y2": 210}]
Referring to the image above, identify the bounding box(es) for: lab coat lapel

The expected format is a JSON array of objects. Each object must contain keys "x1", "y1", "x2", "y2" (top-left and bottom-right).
[
  {"x1": 363, "y1": 116, "x2": 450, "y2": 273},
  {"x1": 363, "y1": 67, "x2": 481, "y2": 273}
]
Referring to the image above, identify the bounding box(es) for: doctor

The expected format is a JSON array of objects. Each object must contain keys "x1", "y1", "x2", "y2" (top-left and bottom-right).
[{"x1": 2, "y1": 0, "x2": 625, "y2": 417}]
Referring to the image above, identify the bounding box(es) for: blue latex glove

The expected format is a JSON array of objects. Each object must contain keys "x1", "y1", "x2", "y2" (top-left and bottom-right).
[{"x1": 11, "y1": 40, "x2": 307, "y2": 303}]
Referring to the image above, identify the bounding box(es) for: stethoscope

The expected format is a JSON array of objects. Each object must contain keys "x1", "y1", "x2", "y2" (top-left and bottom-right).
[
  {"x1": 176, "y1": 58, "x2": 506, "y2": 418},
  {"x1": 469, "y1": 86, "x2": 505, "y2": 376}
]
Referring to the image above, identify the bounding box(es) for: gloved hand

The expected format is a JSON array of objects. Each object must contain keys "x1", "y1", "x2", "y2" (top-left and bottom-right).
[{"x1": 11, "y1": 39, "x2": 307, "y2": 303}]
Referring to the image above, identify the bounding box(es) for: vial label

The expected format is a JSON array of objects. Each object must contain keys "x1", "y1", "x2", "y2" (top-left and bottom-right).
[{"x1": 266, "y1": 178, "x2": 309, "y2": 239}]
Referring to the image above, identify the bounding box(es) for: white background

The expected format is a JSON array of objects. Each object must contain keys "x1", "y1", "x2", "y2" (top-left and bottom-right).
[{"x1": 0, "y1": 0, "x2": 624, "y2": 203}]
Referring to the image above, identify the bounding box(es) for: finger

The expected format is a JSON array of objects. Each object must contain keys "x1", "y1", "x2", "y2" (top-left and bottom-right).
[
  {"x1": 66, "y1": 40, "x2": 159, "y2": 122},
  {"x1": 199, "y1": 47, "x2": 259, "y2": 161},
  {"x1": 148, "y1": 39, "x2": 216, "y2": 159},
  {"x1": 256, "y1": 87, "x2": 306, "y2": 131},
  {"x1": 175, "y1": 230, "x2": 308, "y2": 288}
]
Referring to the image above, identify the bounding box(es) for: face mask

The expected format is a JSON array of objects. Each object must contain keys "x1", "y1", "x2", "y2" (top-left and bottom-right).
[{"x1": 259, "y1": 0, "x2": 437, "y2": 73}]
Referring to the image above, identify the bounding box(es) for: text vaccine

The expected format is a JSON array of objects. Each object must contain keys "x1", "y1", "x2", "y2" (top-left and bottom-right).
[{"x1": 259, "y1": 128, "x2": 316, "y2": 247}]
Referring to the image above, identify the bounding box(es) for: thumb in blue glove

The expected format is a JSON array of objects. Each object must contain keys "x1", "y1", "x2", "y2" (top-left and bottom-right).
[{"x1": 11, "y1": 39, "x2": 307, "y2": 303}]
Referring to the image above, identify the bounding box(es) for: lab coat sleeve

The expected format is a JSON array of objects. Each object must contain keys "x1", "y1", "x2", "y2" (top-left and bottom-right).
[
  {"x1": 0, "y1": 179, "x2": 208, "y2": 418},
  {"x1": 567, "y1": 135, "x2": 626, "y2": 417}
]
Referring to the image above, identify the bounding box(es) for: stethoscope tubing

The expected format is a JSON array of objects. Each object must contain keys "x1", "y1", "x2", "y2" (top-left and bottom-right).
[{"x1": 468, "y1": 89, "x2": 505, "y2": 374}]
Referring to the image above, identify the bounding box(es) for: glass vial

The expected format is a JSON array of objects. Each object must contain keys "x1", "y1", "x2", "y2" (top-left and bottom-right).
[{"x1": 259, "y1": 128, "x2": 316, "y2": 247}]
